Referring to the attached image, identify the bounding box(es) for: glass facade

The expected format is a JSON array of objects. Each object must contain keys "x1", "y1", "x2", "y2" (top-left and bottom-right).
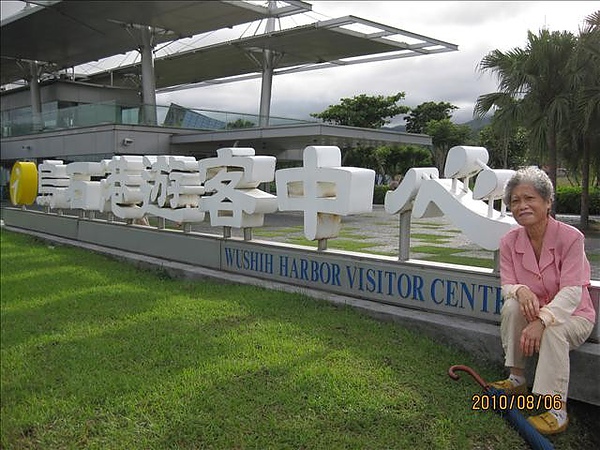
[{"x1": 0, "y1": 101, "x2": 315, "y2": 138}]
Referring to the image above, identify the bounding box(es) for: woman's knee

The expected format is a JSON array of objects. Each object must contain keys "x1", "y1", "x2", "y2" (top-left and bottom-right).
[
  {"x1": 543, "y1": 318, "x2": 592, "y2": 350},
  {"x1": 501, "y1": 297, "x2": 521, "y2": 321}
]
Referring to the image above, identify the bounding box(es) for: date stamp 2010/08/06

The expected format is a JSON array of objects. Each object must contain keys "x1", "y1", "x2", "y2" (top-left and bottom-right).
[{"x1": 471, "y1": 394, "x2": 562, "y2": 411}]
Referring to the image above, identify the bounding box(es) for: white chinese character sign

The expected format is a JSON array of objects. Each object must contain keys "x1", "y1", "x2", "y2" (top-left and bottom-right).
[
  {"x1": 141, "y1": 155, "x2": 206, "y2": 223},
  {"x1": 105, "y1": 156, "x2": 146, "y2": 220},
  {"x1": 198, "y1": 148, "x2": 277, "y2": 229},
  {"x1": 36, "y1": 160, "x2": 70, "y2": 209},
  {"x1": 384, "y1": 145, "x2": 517, "y2": 251},
  {"x1": 12, "y1": 144, "x2": 517, "y2": 254},
  {"x1": 68, "y1": 161, "x2": 110, "y2": 211},
  {"x1": 276, "y1": 146, "x2": 375, "y2": 241}
]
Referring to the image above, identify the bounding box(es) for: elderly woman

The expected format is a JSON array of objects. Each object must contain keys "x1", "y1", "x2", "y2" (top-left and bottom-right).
[{"x1": 490, "y1": 167, "x2": 596, "y2": 435}]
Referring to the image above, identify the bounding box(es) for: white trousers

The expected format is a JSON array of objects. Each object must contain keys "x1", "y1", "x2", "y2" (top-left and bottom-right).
[{"x1": 500, "y1": 297, "x2": 594, "y2": 401}]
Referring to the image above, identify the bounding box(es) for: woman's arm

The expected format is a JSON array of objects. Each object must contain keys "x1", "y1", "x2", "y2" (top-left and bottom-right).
[
  {"x1": 502, "y1": 284, "x2": 539, "y2": 322},
  {"x1": 538, "y1": 286, "x2": 582, "y2": 326}
]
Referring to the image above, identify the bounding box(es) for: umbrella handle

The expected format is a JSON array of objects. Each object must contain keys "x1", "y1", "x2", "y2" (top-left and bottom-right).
[{"x1": 448, "y1": 364, "x2": 489, "y2": 390}]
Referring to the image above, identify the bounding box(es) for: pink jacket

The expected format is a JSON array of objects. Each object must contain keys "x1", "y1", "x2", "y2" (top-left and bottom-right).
[{"x1": 500, "y1": 216, "x2": 596, "y2": 323}]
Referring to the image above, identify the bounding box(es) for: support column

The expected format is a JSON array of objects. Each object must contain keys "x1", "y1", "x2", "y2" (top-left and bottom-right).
[
  {"x1": 398, "y1": 210, "x2": 411, "y2": 261},
  {"x1": 493, "y1": 250, "x2": 500, "y2": 274},
  {"x1": 140, "y1": 26, "x2": 157, "y2": 125},
  {"x1": 258, "y1": 2, "x2": 276, "y2": 127},
  {"x1": 258, "y1": 52, "x2": 274, "y2": 127},
  {"x1": 29, "y1": 61, "x2": 43, "y2": 132}
]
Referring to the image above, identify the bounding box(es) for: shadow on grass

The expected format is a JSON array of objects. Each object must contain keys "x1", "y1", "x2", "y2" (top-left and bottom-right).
[
  {"x1": 0, "y1": 277, "x2": 518, "y2": 446},
  {"x1": 2, "y1": 230, "x2": 598, "y2": 449}
]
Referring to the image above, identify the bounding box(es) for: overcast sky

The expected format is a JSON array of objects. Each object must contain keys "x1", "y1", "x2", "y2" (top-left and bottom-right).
[{"x1": 1, "y1": 1, "x2": 597, "y2": 125}]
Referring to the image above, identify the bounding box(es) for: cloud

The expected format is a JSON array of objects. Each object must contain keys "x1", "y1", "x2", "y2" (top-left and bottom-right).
[
  {"x1": 4, "y1": 1, "x2": 596, "y2": 127},
  {"x1": 158, "y1": 2, "x2": 594, "y2": 125}
]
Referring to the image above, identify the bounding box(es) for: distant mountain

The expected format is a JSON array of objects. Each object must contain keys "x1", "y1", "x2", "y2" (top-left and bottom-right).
[
  {"x1": 383, "y1": 116, "x2": 491, "y2": 134},
  {"x1": 460, "y1": 116, "x2": 491, "y2": 133},
  {"x1": 384, "y1": 124, "x2": 406, "y2": 132}
]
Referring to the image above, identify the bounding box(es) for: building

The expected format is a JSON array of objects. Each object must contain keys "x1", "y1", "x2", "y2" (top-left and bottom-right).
[{"x1": 1, "y1": 1, "x2": 457, "y2": 168}]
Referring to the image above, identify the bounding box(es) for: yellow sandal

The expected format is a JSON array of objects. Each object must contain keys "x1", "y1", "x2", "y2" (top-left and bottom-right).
[
  {"x1": 527, "y1": 411, "x2": 569, "y2": 435},
  {"x1": 488, "y1": 378, "x2": 528, "y2": 396}
]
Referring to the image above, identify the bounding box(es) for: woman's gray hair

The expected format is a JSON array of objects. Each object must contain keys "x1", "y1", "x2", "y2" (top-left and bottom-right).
[{"x1": 503, "y1": 166, "x2": 554, "y2": 206}]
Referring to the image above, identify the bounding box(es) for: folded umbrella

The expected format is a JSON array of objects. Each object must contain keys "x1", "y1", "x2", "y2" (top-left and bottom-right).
[{"x1": 448, "y1": 364, "x2": 554, "y2": 450}]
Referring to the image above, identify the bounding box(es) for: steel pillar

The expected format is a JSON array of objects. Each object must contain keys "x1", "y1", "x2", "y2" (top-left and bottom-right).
[
  {"x1": 29, "y1": 61, "x2": 43, "y2": 132},
  {"x1": 140, "y1": 26, "x2": 157, "y2": 125}
]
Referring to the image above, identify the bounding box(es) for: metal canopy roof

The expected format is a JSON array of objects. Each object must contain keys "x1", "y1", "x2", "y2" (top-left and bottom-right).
[
  {"x1": 83, "y1": 16, "x2": 459, "y2": 91},
  {"x1": 0, "y1": 0, "x2": 312, "y2": 85}
]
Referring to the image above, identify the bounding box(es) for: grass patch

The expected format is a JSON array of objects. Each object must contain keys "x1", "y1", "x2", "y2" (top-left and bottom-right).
[
  {"x1": 2, "y1": 230, "x2": 598, "y2": 449},
  {"x1": 414, "y1": 223, "x2": 462, "y2": 234},
  {"x1": 249, "y1": 219, "x2": 502, "y2": 270},
  {"x1": 425, "y1": 254, "x2": 495, "y2": 269},
  {"x1": 253, "y1": 226, "x2": 303, "y2": 238},
  {"x1": 410, "y1": 233, "x2": 452, "y2": 244},
  {"x1": 413, "y1": 222, "x2": 444, "y2": 229},
  {"x1": 414, "y1": 224, "x2": 444, "y2": 229},
  {"x1": 411, "y1": 245, "x2": 465, "y2": 256},
  {"x1": 411, "y1": 245, "x2": 495, "y2": 269},
  {"x1": 363, "y1": 248, "x2": 398, "y2": 257},
  {"x1": 254, "y1": 223, "x2": 490, "y2": 265},
  {"x1": 373, "y1": 221, "x2": 396, "y2": 226},
  {"x1": 334, "y1": 227, "x2": 367, "y2": 240},
  {"x1": 587, "y1": 253, "x2": 600, "y2": 264},
  {"x1": 282, "y1": 227, "x2": 388, "y2": 253},
  {"x1": 287, "y1": 236, "x2": 377, "y2": 253}
]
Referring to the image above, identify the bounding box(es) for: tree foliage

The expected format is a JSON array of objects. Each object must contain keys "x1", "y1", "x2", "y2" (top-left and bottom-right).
[
  {"x1": 405, "y1": 101, "x2": 458, "y2": 134},
  {"x1": 562, "y1": 11, "x2": 600, "y2": 227},
  {"x1": 377, "y1": 145, "x2": 433, "y2": 178},
  {"x1": 311, "y1": 93, "x2": 410, "y2": 128},
  {"x1": 477, "y1": 122, "x2": 529, "y2": 169},
  {"x1": 341, "y1": 146, "x2": 383, "y2": 175},
  {"x1": 424, "y1": 119, "x2": 472, "y2": 173},
  {"x1": 475, "y1": 12, "x2": 600, "y2": 227},
  {"x1": 341, "y1": 145, "x2": 432, "y2": 181},
  {"x1": 227, "y1": 119, "x2": 255, "y2": 129}
]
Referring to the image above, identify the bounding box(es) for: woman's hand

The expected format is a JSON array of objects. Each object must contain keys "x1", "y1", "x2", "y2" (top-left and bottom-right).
[
  {"x1": 516, "y1": 286, "x2": 540, "y2": 322},
  {"x1": 520, "y1": 319, "x2": 545, "y2": 356}
]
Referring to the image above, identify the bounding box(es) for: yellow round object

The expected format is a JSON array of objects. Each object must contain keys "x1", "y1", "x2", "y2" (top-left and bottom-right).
[{"x1": 9, "y1": 161, "x2": 38, "y2": 206}]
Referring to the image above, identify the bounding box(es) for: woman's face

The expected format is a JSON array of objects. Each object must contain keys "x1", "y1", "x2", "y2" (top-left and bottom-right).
[{"x1": 509, "y1": 183, "x2": 551, "y2": 228}]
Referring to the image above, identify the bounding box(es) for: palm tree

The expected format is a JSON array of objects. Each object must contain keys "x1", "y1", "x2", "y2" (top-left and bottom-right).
[
  {"x1": 565, "y1": 11, "x2": 600, "y2": 229},
  {"x1": 475, "y1": 29, "x2": 577, "y2": 214},
  {"x1": 475, "y1": 94, "x2": 524, "y2": 168}
]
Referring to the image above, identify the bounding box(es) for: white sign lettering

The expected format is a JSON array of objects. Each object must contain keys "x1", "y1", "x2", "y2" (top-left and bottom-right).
[{"x1": 31, "y1": 145, "x2": 516, "y2": 249}]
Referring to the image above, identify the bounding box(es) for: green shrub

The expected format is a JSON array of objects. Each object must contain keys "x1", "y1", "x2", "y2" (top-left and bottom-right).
[
  {"x1": 555, "y1": 186, "x2": 600, "y2": 215},
  {"x1": 372, "y1": 184, "x2": 600, "y2": 214},
  {"x1": 373, "y1": 184, "x2": 389, "y2": 204}
]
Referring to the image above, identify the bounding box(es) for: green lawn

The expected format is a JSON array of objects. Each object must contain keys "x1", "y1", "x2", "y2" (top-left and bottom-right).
[
  {"x1": 411, "y1": 245, "x2": 496, "y2": 269},
  {"x1": 1, "y1": 230, "x2": 598, "y2": 449}
]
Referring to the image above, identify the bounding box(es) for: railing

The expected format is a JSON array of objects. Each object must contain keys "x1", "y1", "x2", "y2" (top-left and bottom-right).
[{"x1": 0, "y1": 102, "x2": 317, "y2": 138}]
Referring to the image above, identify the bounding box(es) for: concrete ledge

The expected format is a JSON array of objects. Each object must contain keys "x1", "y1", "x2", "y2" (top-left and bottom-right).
[{"x1": 3, "y1": 223, "x2": 598, "y2": 406}]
